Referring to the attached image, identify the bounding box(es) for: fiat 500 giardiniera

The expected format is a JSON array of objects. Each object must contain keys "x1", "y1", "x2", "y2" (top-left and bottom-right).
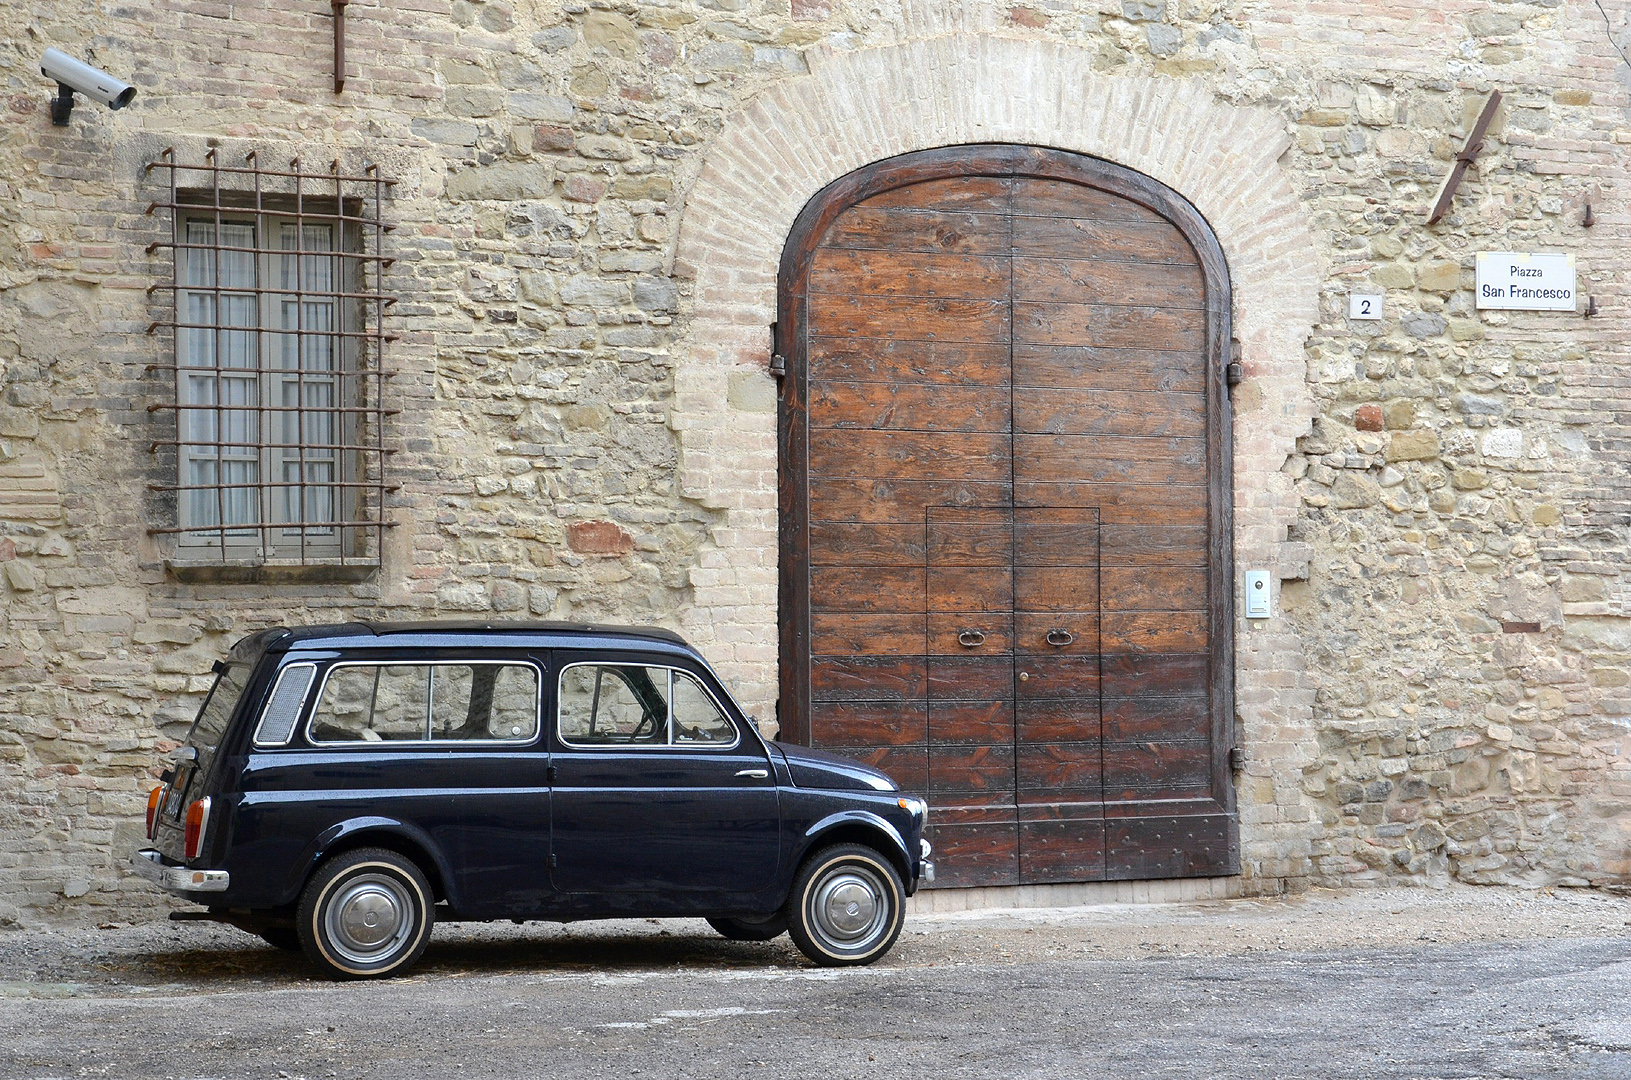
[{"x1": 133, "y1": 622, "x2": 933, "y2": 978}]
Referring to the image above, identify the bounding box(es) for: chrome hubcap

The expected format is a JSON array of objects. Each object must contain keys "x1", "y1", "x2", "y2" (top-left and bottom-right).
[
  {"x1": 324, "y1": 872, "x2": 414, "y2": 965},
  {"x1": 810, "y1": 866, "x2": 888, "y2": 949}
]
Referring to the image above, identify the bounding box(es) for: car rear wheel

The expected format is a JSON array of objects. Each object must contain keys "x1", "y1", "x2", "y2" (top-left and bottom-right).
[
  {"x1": 785, "y1": 844, "x2": 904, "y2": 966},
  {"x1": 297, "y1": 848, "x2": 434, "y2": 979},
  {"x1": 707, "y1": 914, "x2": 788, "y2": 941}
]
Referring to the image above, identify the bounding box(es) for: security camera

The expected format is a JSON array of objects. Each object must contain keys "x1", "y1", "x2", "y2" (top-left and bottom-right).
[{"x1": 39, "y1": 47, "x2": 136, "y2": 126}]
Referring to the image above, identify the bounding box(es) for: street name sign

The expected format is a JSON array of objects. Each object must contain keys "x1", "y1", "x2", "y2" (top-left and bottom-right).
[{"x1": 1475, "y1": 252, "x2": 1577, "y2": 311}]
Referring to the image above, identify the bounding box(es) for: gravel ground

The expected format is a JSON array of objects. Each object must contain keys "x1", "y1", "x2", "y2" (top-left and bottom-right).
[
  {"x1": 0, "y1": 886, "x2": 1628, "y2": 1080},
  {"x1": 1, "y1": 884, "x2": 1628, "y2": 992}
]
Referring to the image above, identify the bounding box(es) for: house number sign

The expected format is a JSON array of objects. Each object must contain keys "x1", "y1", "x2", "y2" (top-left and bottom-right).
[{"x1": 1475, "y1": 252, "x2": 1577, "y2": 311}]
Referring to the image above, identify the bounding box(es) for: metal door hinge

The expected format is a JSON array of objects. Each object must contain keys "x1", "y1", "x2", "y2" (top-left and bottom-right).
[
  {"x1": 546, "y1": 763, "x2": 556, "y2": 784},
  {"x1": 768, "y1": 353, "x2": 787, "y2": 379},
  {"x1": 1226, "y1": 361, "x2": 1243, "y2": 387},
  {"x1": 1228, "y1": 746, "x2": 1245, "y2": 772},
  {"x1": 550, "y1": 852, "x2": 557, "y2": 868}
]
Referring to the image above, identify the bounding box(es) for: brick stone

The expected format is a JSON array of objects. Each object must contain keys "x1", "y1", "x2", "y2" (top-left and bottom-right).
[{"x1": 566, "y1": 521, "x2": 635, "y2": 556}]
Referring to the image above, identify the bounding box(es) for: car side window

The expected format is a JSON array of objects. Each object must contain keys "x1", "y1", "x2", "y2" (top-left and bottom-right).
[
  {"x1": 558, "y1": 665, "x2": 669, "y2": 745},
  {"x1": 557, "y1": 664, "x2": 737, "y2": 748},
  {"x1": 308, "y1": 662, "x2": 540, "y2": 744},
  {"x1": 672, "y1": 672, "x2": 733, "y2": 745}
]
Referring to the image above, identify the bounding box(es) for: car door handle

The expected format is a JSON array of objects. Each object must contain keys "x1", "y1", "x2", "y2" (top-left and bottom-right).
[{"x1": 735, "y1": 768, "x2": 769, "y2": 779}]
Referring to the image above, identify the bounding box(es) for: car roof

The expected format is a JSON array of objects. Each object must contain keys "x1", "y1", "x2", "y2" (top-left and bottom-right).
[{"x1": 247, "y1": 621, "x2": 696, "y2": 657}]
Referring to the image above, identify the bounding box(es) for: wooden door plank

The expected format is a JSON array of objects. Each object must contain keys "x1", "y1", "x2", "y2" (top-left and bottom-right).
[
  {"x1": 808, "y1": 701, "x2": 928, "y2": 747},
  {"x1": 1014, "y1": 301, "x2": 1204, "y2": 350},
  {"x1": 1100, "y1": 525, "x2": 1208, "y2": 565},
  {"x1": 1014, "y1": 436, "x2": 1205, "y2": 486},
  {"x1": 1013, "y1": 389, "x2": 1205, "y2": 438},
  {"x1": 927, "y1": 614, "x2": 1015, "y2": 654},
  {"x1": 812, "y1": 479, "x2": 1016, "y2": 524},
  {"x1": 810, "y1": 338, "x2": 1012, "y2": 386},
  {"x1": 811, "y1": 294, "x2": 1012, "y2": 342},
  {"x1": 1011, "y1": 178, "x2": 1171, "y2": 224},
  {"x1": 811, "y1": 381, "x2": 1011, "y2": 433},
  {"x1": 810, "y1": 430, "x2": 1012, "y2": 481},
  {"x1": 809, "y1": 656, "x2": 928, "y2": 702},
  {"x1": 808, "y1": 565, "x2": 924, "y2": 613},
  {"x1": 809, "y1": 522, "x2": 927, "y2": 566},
  {"x1": 861, "y1": 175, "x2": 1011, "y2": 211},
  {"x1": 1101, "y1": 695, "x2": 1209, "y2": 740},
  {"x1": 928, "y1": 700, "x2": 1015, "y2": 745},
  {"x1": 809, "y1": 612, "x2": 926, "y2": 656},
  {"x1": 810, "y1": 248, "x2": 1011, "y2": 300},
  {"x1": 1101, "y1": 567, "x2": 1207, "y2": 612},
  {"x1": 1102, "y1": 612, "x2": 1208, "y2": 653},
  {"x1": 926, "y1": 523, "x2": 1014, "y2": 564},
  {"x1": 822, "y1": 207, "x2": 1011, "y2": 255},
  {"x1": 1013, "y1": 256, "x2": 1205, "y2": 309},
  {"x1": 927, "y1": 564, "x2": 1014, "y2": 612},
  {"x1": 1014, "y1": 482, "x2": 1207, "y2": 525},
  {"x1": 1012, "y1": 215, "x2": 1195, "y2": 263},
  {"x1": 1018, "y1": 818, "x2": 1107, "y2": 884},
  {"x1": 927, "y1": 655, "x2": 1016, "y2": 700},
  {"x1": 1013, "y1": 345, "x2": 1205, "y2": 393}
]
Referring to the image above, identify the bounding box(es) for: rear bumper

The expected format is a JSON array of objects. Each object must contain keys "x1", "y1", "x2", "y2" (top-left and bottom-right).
[{"x1": 132, "y1": 848, "x2": 230, "y2": 894}]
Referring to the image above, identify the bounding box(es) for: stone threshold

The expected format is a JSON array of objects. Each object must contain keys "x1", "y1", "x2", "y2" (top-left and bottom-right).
[{"x1": 907, "y1": 876, "x2": 1253, "y2": 914}]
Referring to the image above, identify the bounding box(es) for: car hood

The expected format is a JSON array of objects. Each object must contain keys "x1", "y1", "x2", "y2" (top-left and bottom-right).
[{"x1": 773, "y1": 743, "x2": 899, "y2": 793}]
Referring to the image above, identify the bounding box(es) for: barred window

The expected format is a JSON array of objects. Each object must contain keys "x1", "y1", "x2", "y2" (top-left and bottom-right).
[{"x1": 146, "y1": 149, "x2": 395, "y2": 572}]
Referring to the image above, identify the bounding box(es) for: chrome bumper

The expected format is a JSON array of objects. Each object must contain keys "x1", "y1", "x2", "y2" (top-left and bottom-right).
[
  {"x1": 917, "y1": 836, "x2": 934, "y2": 884},
  {"x1": 132, "y1": 849, "x2": 230, "y2": 894}
]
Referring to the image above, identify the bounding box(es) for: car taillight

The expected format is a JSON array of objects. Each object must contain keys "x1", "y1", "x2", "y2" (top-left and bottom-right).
[
  {"x1": 184, "y1": 797, "x2": 211, "y2": 860},
  {"x1": 145, "y1": 785, "x2": 164, "y2": 839}
]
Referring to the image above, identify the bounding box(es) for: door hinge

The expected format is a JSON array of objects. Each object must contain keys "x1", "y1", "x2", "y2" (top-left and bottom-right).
[
  {"x1": 768, "y1": 353, "x2": 787, "y2": 379},
  {"x1": 550, "y1": 852, "x2": 557, "y2": 868},
  {"x1": 546, "y1": 763, "x2": 556, "y2": 784},
  {"x1": 1228, "y1": 746, "x2": 1245, "y2": 772},
  {"x1": 1225, "y1": 361, "x2": 1243, "y2": 388}
]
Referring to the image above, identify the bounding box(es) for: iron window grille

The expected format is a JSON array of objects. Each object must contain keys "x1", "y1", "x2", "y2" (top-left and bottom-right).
[{"x1": 144, "y1": 148, "x2": 398, "y2": 568}]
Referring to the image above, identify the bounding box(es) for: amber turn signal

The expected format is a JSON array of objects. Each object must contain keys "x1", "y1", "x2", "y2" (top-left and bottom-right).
[
  {"x1": 144, "y1": 786, "x2": 163, "y2": 839},
  {"x1": 183, "y1": 797, "x2": 211, "y2": 860}
]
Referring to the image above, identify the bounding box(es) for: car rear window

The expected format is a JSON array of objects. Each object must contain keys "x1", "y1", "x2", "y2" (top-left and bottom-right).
[{"x1": 308, "y1": 662, "x2": 540, "y2": 744}]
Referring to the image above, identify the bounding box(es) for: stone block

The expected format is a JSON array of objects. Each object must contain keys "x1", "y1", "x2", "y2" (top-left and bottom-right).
[
  {"x1": 1383, "y1": 401, "x2": 1415, "y2": 430},
  {"x1": 1386, "y1": 430, "x2": 1440, "y2": 462},
  {"x1": 446, "y1": 163, "x2": 553, "y2": 201},
  {"x1": 1355, "y1": 404, "x2": 1383, "y2": 431},
  {"x1": 1417, "y1": 261, "x2": 1463, "y2": 293}
]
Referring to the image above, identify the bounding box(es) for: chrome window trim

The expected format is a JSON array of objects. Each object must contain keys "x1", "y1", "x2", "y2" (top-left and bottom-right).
[
  {"x1": 303, "y1": 658, "x2": 545, "y2": 748},
  {"x1": 252, "y1": 662, "x2": 318, "y2": 747},
  {"x1": 555, "y1": 661, "x2": 741, "y2": 752}
]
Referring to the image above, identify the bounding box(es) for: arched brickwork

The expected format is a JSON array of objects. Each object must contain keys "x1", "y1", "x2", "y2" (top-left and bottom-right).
[{"x1": 671, "y1": 33, "x2": 1327, "y2": 887}]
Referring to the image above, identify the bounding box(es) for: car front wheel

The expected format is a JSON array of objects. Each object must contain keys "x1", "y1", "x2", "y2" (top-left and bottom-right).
[
  {"x1": 297, "y1": 848, "x2": 434, "y2": 979},
  {"x1": 785, "y1": 844, "x2": 904, "y2": 966}
]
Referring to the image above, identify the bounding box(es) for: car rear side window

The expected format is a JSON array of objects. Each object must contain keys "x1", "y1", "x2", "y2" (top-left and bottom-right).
[
  {"x1": 557, "y1": 664, "x2": 736, "y2": 748},
  {"x1": 308, "y1": 662, "x2": 540, "y2": 744}
]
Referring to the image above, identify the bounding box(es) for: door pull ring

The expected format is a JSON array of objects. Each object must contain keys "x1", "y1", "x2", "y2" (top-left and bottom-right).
[
  {"x1": 1046, "y1": 628, "x2": 1075, "y2": 647},
  {"x1": 957, "y1": 629, "x2": 986, "y2": 648},
  {"x1": 735, "y1": 768, "x2": 769, "y2": 779}
]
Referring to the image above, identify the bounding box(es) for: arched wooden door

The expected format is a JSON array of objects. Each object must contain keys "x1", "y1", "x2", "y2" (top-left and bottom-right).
[{"x1": 776, "y1": 145, "x2": 1236, "y2": 887}]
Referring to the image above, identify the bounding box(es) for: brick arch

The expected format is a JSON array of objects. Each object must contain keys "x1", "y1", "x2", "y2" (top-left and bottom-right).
[{"x1": 672, "y1": 33, "x2": 1325, "y2": 887}]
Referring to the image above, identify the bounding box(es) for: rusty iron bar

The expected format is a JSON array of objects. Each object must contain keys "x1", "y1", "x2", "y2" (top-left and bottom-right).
[
  {"x1": 149, "y1": 519, "x2": 399, "y2": 536},
  {"x1": 149, "y1": 479, "x2": 399, "y2": 493},
  {"x1": 145, "y1": 158, "x2": 394, "y2": 186},
  {"x1": 332, "y1": 0, "x2": 349, "y2": 93},
  {"x1": 1427, "y1": 90, "x2": 1503, "y2": 226}
]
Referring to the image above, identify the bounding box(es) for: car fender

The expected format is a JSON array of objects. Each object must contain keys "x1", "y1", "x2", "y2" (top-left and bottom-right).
[
  {"x1": 293, "y1": 817, "x2": 461, "y2": 909},
  {"x1": 799, "y1": 810, "x2": 911, "y2": 876}
]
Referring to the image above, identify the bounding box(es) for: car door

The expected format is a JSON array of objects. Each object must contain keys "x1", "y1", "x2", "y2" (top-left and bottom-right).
[{"x1": 548, "y1": 656, "x2": 781, "y2": 899}]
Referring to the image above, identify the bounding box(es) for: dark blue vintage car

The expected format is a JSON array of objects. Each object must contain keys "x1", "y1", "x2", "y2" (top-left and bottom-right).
[{"x1": 134, "y1": 622, "x2": 932, "y2": 978}]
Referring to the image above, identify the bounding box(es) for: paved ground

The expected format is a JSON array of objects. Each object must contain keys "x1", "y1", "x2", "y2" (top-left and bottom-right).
[{"x1": 2, "y1": 886, "x2": 1629, "y2": 1079}]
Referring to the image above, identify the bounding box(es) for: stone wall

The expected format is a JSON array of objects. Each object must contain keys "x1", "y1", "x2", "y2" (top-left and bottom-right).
[{"x1": 0, "y1": 0, "x2": 1628, "y2": 924}]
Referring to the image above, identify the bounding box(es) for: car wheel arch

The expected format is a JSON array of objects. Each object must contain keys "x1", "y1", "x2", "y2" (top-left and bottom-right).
[
  {"x1": 303, "y1": 819, "x2": 454, "y2": 907},
  {"x1": 798, "y1": 813, "x2": 910, "y2": 884}
]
